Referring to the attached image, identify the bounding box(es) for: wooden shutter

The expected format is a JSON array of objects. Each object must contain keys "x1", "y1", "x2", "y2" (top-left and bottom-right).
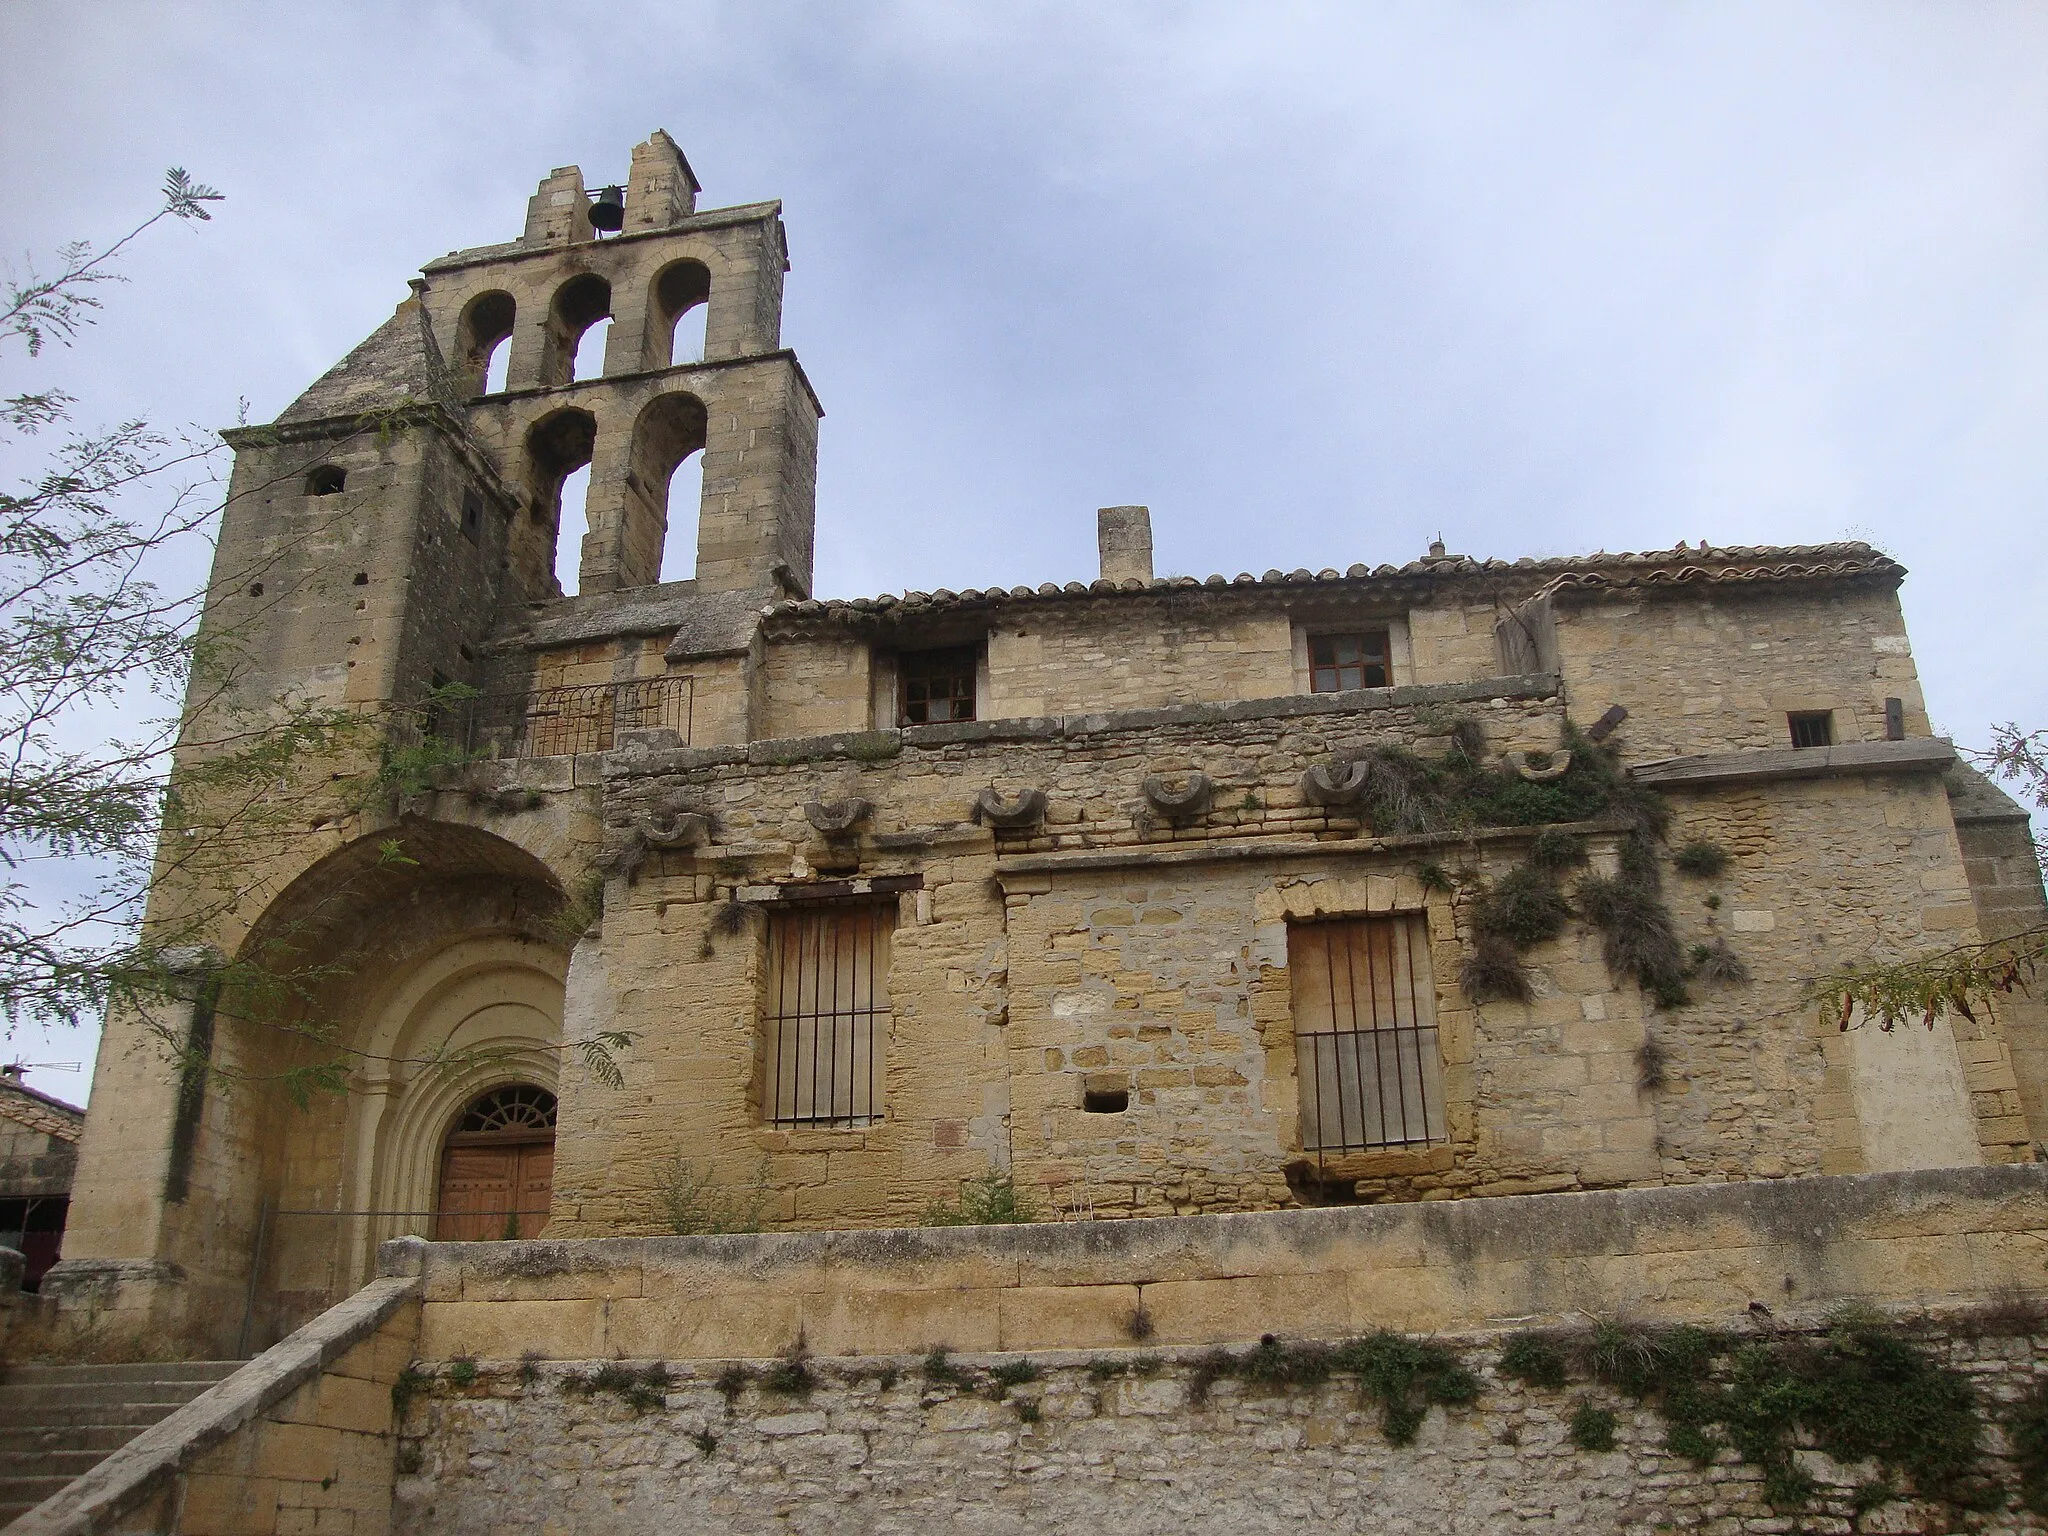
[
  {"x1": 765, "y1": 903, "x2": 893, "y2": 1124},
  {"x1": 1290, "y1": 914, "x2": 1445, "y2": 1151}
]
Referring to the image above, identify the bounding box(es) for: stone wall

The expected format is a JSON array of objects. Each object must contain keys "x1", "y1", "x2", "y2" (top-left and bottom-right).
[
  {"x1": 392, "y1": 1323, "x2": 2047, "y2": 1536},
  {"x1": 384, "y1": 1169, "x2": 2048, "y2": 1536},
  {"x1": 404, "y1": 1167, "x2": 2048, "y2": 1363},
  {"x1": 1551, "y1": 585, "x2": 1930, "y2": 760},
  {"x1": 539, "y1": 673, "x2": 2032, "y2": 1236}
]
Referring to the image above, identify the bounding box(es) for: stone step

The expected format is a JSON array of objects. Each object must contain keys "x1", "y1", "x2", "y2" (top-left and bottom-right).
[
  {"x1": 0, "y1": 1473, "x2": 75, "y2": 1510},
  {"x1": 0, "y1": 1362, "x2": 238, "y2": 1388},
  {"x1": 0, "y1": 1381, "x2": 219, "y2": 1414},
  {"x1": 0, "y1": 1424, "x2": 151, "y2": 1456},
  {"x1": 0, "y1": 1448, "x2": 105, "y2": 1480}
]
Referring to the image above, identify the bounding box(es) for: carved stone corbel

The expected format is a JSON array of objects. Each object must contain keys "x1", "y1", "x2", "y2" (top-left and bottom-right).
[
  {"x1": 972, "y1": 786, "x2": 1048, "y2": 829},
  {"x1": 1508, "y1": 749, "x2": 1572, "y2": 782},
  {"x1": 804, "y1": 798, "x2": 872, "y2": 837},
  {"x1": 1301, "y1": 759, "x2": 1373, "y2": 809},
  {"x1": 1140, "y1": 772, "x2": 1213, "y2": 824},
  {"x1": 638, "y1": 810, "x2": 709, "y2": 849}
]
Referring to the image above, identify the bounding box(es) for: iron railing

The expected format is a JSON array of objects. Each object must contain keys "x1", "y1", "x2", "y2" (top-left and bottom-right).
[{"x1": 455, "y1": 676, "x2": 693, "y2": 759}]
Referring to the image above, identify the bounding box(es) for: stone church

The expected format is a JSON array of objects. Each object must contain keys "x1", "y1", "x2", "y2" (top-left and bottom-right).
[{"x1": 7, "y1": 136, "x2": 2045, "y2": 1535}]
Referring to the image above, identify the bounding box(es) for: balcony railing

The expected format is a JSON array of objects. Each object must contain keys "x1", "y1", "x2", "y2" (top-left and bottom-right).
[{"x1": 452, "y1": 676, "x2": 694, "y2": 759}]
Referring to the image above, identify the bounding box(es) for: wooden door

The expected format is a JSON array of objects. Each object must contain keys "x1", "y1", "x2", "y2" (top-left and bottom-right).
[{"x1": 436, "y1": 1137, "x2": 553, "y2": 1240}]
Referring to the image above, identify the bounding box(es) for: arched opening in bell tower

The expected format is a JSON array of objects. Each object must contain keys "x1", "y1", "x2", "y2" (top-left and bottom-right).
[
  {"x1": 522, "y1": 407, "x2": 597, "y2": 598},
  {"x1": 629, "y1": 391, "x2": 708, "y2": 586},
  {"x1": 542, "y1": 273, "x2": 612, "y2": 387},
  {"x1": 647, "y1": 258, "x2": 710, "y2": 369}
]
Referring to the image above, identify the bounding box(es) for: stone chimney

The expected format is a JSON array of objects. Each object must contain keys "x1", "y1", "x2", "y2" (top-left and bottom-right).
[{"x1": 1097, "y1": 505, "x2": 1154, "y2": 585}]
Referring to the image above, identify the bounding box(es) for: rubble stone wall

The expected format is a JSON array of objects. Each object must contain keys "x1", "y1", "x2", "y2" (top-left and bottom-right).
[{"x1": 392, "y1": 1326, "x2": 2048, "y2": 1536}]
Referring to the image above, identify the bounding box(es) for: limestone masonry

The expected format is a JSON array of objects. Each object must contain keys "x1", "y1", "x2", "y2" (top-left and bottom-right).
[{"x1": 8, "y1": 134, "x2": 2046, "y2": 1536}]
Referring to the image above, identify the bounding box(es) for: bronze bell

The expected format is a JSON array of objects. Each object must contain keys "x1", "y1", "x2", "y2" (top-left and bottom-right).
[{"x1": 589, "y1": 185, "x2": 626, "y2": 233}]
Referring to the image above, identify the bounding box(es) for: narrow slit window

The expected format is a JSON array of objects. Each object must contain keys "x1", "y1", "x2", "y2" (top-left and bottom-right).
[
  {"x1": 898, "y1": 646, "x2": 978, "y2": 725},
  {"x1": 1289, "y1": 913, "x2": 1445, "y2": 1152},
  {"x1": 1309, "y1": 630, "x2": 1390, "y2": 693},
  {"x1": 764, "y1": 902, "x2": 894, "y2": 1126},
  {"x1": 1788, "y1": 711, "x2": 1833, "y2": 749}
]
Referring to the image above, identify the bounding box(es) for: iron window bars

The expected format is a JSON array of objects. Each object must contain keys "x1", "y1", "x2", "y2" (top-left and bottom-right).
[
  {"x1": 764, "y1": 900, "x2": 895, "y2": 1126},
  {"x1": 1289, "y1": 913, "x2": 1446, "y2": 1156}
]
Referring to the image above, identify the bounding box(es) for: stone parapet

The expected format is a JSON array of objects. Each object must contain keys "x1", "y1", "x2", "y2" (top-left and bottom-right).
[{"x1": 389, "y1": 1165, "x2": 2046, "y2": 1364}]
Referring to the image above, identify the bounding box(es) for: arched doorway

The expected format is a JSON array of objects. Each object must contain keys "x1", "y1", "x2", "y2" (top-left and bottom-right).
[{"x1": 435, "y1": 1084, "x2": 557, "y2": 1240}]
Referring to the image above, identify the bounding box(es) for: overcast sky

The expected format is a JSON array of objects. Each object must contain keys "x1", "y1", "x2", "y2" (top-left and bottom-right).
[{"x1": 4, "y1": 1, "x2": 2045, "y2": 1101}]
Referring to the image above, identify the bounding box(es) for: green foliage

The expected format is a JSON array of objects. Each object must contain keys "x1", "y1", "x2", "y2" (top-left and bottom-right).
[
  {"x1": 714, "y1": 1365, "x2": 754, "y2": 1405},
  {"x1": 568, "y1": 1360, "x2": 668, "y2": 1415},
  {"x1": 390, "y1": 1366, "x2": 430, "y2": 1420},
  {"x1": 2009, "y1": 1375, "x2": 2048, "y2": 1514},
  {"x1": 921, "y1": 1169, "x2": 1036, "y2": 1226},
  {"x1": 1015, "y1": 1398, "x2": 1042, "y2": 1423},
  {"x1": 1568, "y1": 1400, "x2": 1617, "y2": 1451},
  {"x1": 652, "y1": 1155, "x2": 766, "y2": 1235},
  {"x1": 517, "y1": 1351, "x2": 542, "y2": 1390},
  {"x1": 922, "y1": 1346, "x2": 974, "y2": 1389},
  {"x1": 986, "y1": 1359, "x2": 1041, "y2": 1398},
  {"x1": 1413, "y1": 862, "x2": 1455, "y2": 895},
  {"x1": 1474, "y1": 866, "x2": 1570, "y2": 947},
  {"x1": 445, "y1": 1356, "x2": 477, "y2": 1388},
  {"x1": 1191, "y1": 1332, "x2": 1479, "y2": 1445},
  {"x1": 1528, "y1": 828, "x2": 1588, "y2": 871},
  {"x1": 1672, "y1": 840, "x2": 1730, "y2": 877},
  {"x1": 691, "y1": 1428, "x2": 718, "y2": 1457},
  {"x1": 1574, "y1": 1314, "x2": 1994, "y2": 1512},
  {"x1": 761, "y1": 1343, "x2": 814, "y2": 1397},
  {"x1": 1690, "y1": 938, "x2": 1752, "y2": 989},
  {"x1": 1335, "y1": 1331, "x2": 1479, "y2": 1445},
  {"x1": 1813, "y1": 924, "x2": 2048, "y2": 1036},
  {"x1": 1497, "y1": 1332, "x2": 1569, "y2": 1391},
  {"x1": 1577, "y1": 872, "x2": 1689, "y2": 1007},
  {"x1": 1459, "y1": 934, "x2": 1530, "y2": 1004}
]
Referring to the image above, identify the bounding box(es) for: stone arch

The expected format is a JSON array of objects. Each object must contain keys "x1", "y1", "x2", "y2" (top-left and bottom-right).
[
  {"x1": 224, "y1": 823, "x2": 572, "y2": 1338},
  {"x1": 644, "y1": 258, "x2": 710, "y2": 369},
  {"x1": 455, "y1": 289, "x2": 516, "y2": 395},
  {"x1": 347, "y1": 934, "x2": 566, "y2": 1253},
  {"x1": 541, "y1": 272, "x2": 612, "y2": 387},
  {"x1": 518, "y1": 406, "x2": 597, "y2": 599},
  {"x1": 624, "y1": 391, "x2": 708, "y2": 587}
]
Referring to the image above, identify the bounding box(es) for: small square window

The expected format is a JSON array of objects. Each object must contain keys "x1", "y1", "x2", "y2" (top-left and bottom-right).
[
  {"x1": 899, "y1": 646, "x2": 978, "y2": 725},
  {"x1": 1788, "y1": 711, "x2": 1833, "y2": 749},
  {"x1": 1309, "y1": 631, "x2": 1391, "y2": 693}
]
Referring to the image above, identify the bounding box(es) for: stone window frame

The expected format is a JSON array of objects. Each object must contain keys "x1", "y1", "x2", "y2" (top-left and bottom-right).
[
  {"x1": 1290, "y1": 616, "x2": 1413, "y2": 697},
  {"x1": 1254, "y1": 874, "x2": 1470, "y2": 1191}
]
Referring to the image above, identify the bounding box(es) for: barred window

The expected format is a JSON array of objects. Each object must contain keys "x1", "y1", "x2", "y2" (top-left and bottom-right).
[
  {"x1": 1787, "y1": 710, "x2": 1833, "y2": 749},
  {"x1": 764, "y1": 902, "x2": 894, "y2": 1125},
  {"x1": 1290, "y1": 913, "x2": 1445, "y2": 1151},
  {"x1": 1309, "y1": 631, "x2": 1390, "y2": 693}
]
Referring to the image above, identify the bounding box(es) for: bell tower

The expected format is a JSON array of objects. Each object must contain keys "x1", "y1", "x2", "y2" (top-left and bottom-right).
[{"x1": 427, "y1": 130, "x2": 821, "y2": 602}]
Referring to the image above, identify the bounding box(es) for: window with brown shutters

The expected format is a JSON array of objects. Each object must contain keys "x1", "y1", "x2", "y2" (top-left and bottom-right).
[
  {"x1": 763, "y1": 902, "x2": 894, "y2": 1126},
  {"x1": 1289, "y1": 913, "x2": 1446, "y2": 1151}
]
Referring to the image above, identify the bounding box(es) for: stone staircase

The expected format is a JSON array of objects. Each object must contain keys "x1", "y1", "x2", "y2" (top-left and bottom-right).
[{"x1": 0, "y1": 1361, "x2": 240, "y2": 1527}]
